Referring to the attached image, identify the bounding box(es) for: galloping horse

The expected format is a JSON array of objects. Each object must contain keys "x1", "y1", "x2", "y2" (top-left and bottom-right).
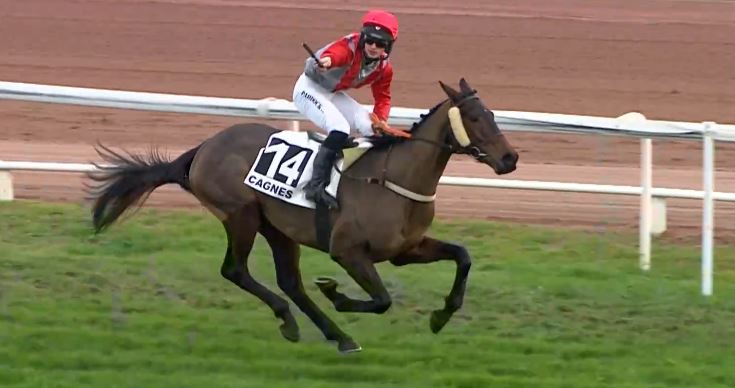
[{"x1": 88, "y1": 78, "x2": 519, "y2": 353}]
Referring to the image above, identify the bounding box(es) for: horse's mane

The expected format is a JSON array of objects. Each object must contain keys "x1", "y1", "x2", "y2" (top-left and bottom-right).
[
  {"x1": 365, "y1": 98, "x2": 448, "y2": 149},
  {"x1": 410, "y1": 98, "x2": 449, "y2": 132}
]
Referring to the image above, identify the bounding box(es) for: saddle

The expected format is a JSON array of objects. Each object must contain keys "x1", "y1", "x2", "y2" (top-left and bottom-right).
[
  {"x1": 305, "y1": 114, "x2": 411, "y2": 171},
  {"x1": 306, "y1": 131, "x2": 372, "y2": 171}
]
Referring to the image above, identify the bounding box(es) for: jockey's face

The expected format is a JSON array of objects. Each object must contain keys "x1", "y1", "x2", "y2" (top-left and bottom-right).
[{"x1": 363, "y1": 39, "x2": 387, "y2": 59}]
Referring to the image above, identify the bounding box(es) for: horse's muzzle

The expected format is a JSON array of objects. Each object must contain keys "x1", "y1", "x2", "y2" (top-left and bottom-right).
[
  {"x1": 489, "y1": 151, "x2": 518, "y2": 175},
  {"x1": 470, "y1": 142, "x2": 518, "y2": 175},
  {"x1": 501, "y1": 151, "x2": 519, "y2": 173}
]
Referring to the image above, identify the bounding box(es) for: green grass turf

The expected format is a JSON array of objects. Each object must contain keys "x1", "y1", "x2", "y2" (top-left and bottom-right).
[{"x1": 1, "y1": 201, "x2": 734, "y2": 387}]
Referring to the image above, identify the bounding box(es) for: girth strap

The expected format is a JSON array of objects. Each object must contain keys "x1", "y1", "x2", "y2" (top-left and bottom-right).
[{"x1": 365, "y1": 177, "x2": 437, "y2": 202}]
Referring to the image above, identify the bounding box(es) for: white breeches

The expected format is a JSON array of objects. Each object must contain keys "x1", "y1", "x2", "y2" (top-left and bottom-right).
[{"x1": 292, "y1": 73, "x2": 374, "y2": 137}]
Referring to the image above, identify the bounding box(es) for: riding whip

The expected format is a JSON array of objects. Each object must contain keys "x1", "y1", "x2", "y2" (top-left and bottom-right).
[{"x1": 302, "y1": 42, "x2": 325, "y2": 68}]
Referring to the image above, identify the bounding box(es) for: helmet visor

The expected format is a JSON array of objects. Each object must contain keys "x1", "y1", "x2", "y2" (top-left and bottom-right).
[{"x1": 362, "y1": 24, "x2": 393, "y2": 44}]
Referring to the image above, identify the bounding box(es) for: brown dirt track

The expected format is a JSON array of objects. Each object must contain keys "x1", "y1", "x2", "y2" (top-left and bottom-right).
[{"x1": 1, "y1": 0, "x2": 735, "y2": 242}]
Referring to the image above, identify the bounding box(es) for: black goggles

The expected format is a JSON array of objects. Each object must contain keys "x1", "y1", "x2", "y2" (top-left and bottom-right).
[{"x1": 364, "y1": 37, "x2": 389, "y2": 49}]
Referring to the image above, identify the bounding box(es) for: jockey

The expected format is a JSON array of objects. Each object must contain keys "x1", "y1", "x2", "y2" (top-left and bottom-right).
[{"x1": 292, "y1": 9, "x2": 406, "y2": 209}]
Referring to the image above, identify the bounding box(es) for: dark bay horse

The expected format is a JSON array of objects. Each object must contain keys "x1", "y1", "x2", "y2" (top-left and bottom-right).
[{"x1": 88, "y1": 78, "x2": 519, "y2": 353}]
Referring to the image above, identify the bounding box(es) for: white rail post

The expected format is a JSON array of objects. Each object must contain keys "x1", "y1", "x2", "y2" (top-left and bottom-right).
[
  {"x1": 701, "y1": 122, "x2": 716, "y2": 296},
  {"x1": 290, "y1": 120, "x2": 300, "y2": 131},
  {"x1": 640, "y1": 138, "x2": 653, "y2": 271},
  {"x1": 651, "y1": 196, "x2": 667, "y2": 235},
  {"x1": 0, "y1": 167, "x2": 12, "y2": 201}
]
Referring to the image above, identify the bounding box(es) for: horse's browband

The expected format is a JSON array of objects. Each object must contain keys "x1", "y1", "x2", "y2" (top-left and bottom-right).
[{"x1": 455, "y1": 93, "x2": 479, "y2": 108}]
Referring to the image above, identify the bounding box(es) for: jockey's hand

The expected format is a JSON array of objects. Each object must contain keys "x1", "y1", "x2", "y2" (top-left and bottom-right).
[
  {"x1": 317, "y1": 57, "x2": 332, "y2": 71},
  {"x1": 369, "y1": 113, "x2": 411, "y2": 138}
]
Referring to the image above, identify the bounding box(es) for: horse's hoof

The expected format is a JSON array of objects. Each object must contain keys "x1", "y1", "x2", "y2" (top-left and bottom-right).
[
  {"x1": 279, "y1": 322, "x2": 300, "y2": 343},
  {"x1": 314, "y1": 276, "x2": 338, "y2": 290},
  {"x1": 430, "y1": 309, "x2": 452, "y2": 334},
  {"x1": 338, "y1": 338, "x2": 362, "y2": 354}
]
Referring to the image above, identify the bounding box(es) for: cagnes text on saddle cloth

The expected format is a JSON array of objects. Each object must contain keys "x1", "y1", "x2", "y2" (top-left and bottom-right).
[{"x1": 244, "y1": 131, "x2": 371, "y2": 209}]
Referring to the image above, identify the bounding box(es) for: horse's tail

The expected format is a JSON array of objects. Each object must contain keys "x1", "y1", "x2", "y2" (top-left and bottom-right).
[{"x1": 86, "y1": 143, "x2": 200, "y2": 233}]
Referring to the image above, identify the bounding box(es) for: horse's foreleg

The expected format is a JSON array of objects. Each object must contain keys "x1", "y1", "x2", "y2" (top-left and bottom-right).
[
  {"x1": 315, "y1": 253, "x2": 393, "y2": 315},
  {"x1": 389, "y1": 237, "x2": 471, "y2": 334},
  {"x1": 220, "y1": 204, "x2": 299, "y2": 342}
]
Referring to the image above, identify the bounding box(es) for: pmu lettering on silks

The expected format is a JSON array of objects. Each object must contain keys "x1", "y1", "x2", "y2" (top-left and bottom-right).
[
  {"x1": 247, "y1": 175, "x2": 293, "y2": 199},
  {"x1": 300, "y1": 90, "x2": 323, "y2": 111}
]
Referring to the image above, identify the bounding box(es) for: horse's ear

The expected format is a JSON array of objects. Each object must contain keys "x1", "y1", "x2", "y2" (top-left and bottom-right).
[
  {"x1": 439, "y1": 81, "x2": 460, "y2": 100},
  {"x1": 459, "y1": 78, "x2": 472, "y2": 93}
]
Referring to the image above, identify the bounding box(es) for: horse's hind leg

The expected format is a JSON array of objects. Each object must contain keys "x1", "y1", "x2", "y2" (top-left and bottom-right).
[
  {"x1": 220, "y1": 203, "x2": 300, "y2": 342},
  {"x1": 259, "y1": 219, "x2": 361, "y2": 353},
  {"x1": 314, "y1": 252, "x2": 393, "y2": 315},
  {"x1": 389, "y1": 237, "x2": 471, "y2": 334}
]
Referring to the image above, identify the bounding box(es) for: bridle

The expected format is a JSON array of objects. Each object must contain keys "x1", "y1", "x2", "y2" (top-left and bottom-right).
[
  {"x1": 404, "y1": 92, "x2": 490, "y2": 162},
  {"x1": 333, "y1": 92, "x2": 495, "y2": 203}
]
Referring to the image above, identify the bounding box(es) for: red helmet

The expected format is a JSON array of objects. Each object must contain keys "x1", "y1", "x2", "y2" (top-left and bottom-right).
[
  {"x1": 361, "y1": 9, "x2": 398, "y2": 40},
  {"x1": 360, "y1": 10, "x2": 398, "y2": 56}
]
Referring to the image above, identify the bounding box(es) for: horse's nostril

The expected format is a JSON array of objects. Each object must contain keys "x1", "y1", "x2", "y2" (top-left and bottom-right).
[{"x1": 502, "y1": 152, "x2": 518, "y2": 166}]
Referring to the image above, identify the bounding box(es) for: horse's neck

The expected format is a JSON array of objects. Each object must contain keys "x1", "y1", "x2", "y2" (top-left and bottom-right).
[{"x1": 389, "y1": 102, "x2": 452, "y2": 194}]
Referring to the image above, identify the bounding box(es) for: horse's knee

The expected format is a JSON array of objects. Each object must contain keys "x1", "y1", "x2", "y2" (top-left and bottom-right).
[
  {"x1": 458, "y1": 257, "x2": 471, "y2": 274},
  {"x1": 448, "y1": 244, "x2": 470, "y2": 260},
  {"x1": 448, "y1": 245, "x2": 471, "y2": 273}
]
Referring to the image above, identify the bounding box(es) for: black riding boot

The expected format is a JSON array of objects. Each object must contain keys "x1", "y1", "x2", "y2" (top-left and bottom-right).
[{"x1": 303, "y1": 131, "x2": 348, "y2": 209}]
